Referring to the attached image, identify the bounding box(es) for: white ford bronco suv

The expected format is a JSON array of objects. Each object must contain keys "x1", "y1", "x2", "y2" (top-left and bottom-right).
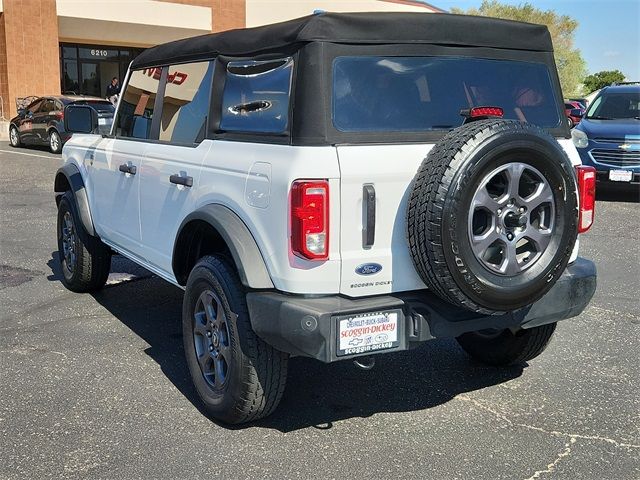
[{"x1": 54, "y1": 12, "x2": 597, "y2": 424}]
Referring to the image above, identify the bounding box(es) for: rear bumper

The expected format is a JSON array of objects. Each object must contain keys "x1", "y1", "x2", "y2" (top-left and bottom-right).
[{"x1": 247, "y1": 257, "x2": 596, "y2": 363}]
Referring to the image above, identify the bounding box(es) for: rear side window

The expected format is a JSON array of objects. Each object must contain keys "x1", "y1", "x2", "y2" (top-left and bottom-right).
[
  {"x1": 159, "y1": 61, "x2": 214, "y2": 144},
  {"x1": 332, "y1": 56, "x2": 561, "y2": 132},
  {"x1": 220, "y1": 58, "x2": 293, "y2": 134},
  {"x1": 39, "y1": 100, "x2": 56, "y2": 113},
  {"x1": 116, "y1": 68, "x2": 159, "y2": 139},
  {"x1": 26, "y1": 99, "x2": 43, "y2": 113}
]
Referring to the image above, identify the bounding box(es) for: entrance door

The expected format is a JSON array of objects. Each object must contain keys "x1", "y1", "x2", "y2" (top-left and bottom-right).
[{"x1": 80, "y1": 62, "x2": 101, "y2": 97}]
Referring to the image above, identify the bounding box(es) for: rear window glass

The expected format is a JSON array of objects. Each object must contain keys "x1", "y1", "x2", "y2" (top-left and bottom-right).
[
  {"x1": 72, "y1": 101, "x2": 114, "y2": 115},
  {"x1": 332, "y1": 56, "x2": 561, "y2": 132}
]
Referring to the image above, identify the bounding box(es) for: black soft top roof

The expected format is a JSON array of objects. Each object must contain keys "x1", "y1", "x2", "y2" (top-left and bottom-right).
[{"x1": 131, "y1": 12, "x2": 553, "y2": 69}]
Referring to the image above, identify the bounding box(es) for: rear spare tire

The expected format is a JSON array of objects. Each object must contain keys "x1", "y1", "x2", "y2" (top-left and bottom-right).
[{"x1": 406, "y1": 119, "x2": 578, "y2": 314}]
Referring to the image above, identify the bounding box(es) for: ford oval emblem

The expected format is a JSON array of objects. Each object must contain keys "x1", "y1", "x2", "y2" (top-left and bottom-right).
[{"x1": 355, "y1": 263, "x2": 383, "y2": 276}]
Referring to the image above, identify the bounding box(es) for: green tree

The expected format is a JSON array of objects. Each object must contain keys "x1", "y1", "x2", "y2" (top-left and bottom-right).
[
  {"x1": 451, "y1": 0, "x2": 587, "y2": 96},
  {"x1": 583, "y1": 70, "x2": 626, "y2": 93}
]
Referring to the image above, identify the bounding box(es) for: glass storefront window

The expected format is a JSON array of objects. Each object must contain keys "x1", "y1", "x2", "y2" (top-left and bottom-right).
[
  {"x1": 60, "y1": 43, "x2": 143, "y2": 97},
  {"x1": 62, "y1": 46, "x2": 77, "y2": 59},
  {"x1": 62, "y1": 60, "x2": 79, "y2": 94}
]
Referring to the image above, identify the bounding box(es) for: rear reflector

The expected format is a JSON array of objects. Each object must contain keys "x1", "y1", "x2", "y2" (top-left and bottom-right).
[
  {"x1": 576, "y1": 166, "x2": 596, "y2": 233},
  {"x1": 291, "y1": 180, "x2": 329, "y2": 260}
]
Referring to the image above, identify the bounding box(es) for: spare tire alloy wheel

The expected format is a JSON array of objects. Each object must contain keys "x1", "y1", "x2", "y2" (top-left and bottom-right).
[
  {"x1": 469, "y1": 162, "x2": 554, "y2": 276},
  {"x1": 406, "y1": 119, "x2": 578, "y2": 314}
]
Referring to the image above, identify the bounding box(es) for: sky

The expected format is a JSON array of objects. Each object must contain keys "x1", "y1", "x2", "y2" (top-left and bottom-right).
[{"x1": 429, "y1": 0, "x2": 640, "y2": 80}]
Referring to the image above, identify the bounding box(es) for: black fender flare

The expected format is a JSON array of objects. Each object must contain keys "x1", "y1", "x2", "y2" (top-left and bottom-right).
[
  {"x1": 173, "y1": 205, "x2": 274, "y2": 289},
  {"x1": 54, "y1": 163, "x2": 96, "y2": 237}
]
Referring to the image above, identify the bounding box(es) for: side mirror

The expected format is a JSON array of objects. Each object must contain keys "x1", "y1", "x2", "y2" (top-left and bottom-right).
[
  {"x1": 570, "y1": 108, "x2": 584, "y2": 118},
  {"x1": 64, "y1": 105, "x2": 99, "y2": 134}
]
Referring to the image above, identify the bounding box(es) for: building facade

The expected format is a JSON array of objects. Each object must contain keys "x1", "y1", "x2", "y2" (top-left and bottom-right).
[{"x1": 0, "y1": 0, "x2": 441, "y2": 119}]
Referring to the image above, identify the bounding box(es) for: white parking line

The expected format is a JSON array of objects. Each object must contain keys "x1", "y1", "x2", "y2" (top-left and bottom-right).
[{"x1": 0, "y1": 149, "x2": 57, "y2": 159}]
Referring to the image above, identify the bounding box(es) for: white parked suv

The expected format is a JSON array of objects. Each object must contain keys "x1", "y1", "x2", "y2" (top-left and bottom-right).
[{"x1": 54, "y1": 12, "x2": 597, "y2": 424}]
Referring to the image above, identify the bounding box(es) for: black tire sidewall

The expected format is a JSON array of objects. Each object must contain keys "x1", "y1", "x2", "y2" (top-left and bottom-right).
[
  {"x1": 182, "y1": 258, "x2": 247, "y2": 416},
  {"x1": 442, "y1": 130, "x2": 578, "y2": 311},
  {"x1": 57, "y1": 192, "x2": 84, "y2": 285}
]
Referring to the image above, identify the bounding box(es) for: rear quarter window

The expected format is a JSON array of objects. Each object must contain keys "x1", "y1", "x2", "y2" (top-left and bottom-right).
[
  {"x1": 332, "y1": 56, "x2": 561, "y2": 132},
  {"x1": 220, "y1": 58, "x2": 293, "y2": 134}
]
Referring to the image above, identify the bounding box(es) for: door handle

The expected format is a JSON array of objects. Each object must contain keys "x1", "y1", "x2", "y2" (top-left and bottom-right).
[
  {"x1": 362, "y1": 184, "x2": 376, "y2": 248},
  {"x1": 170, "y1": 174, "x2": 193, "y2": 187},
  {"x1": 118, "y1": 163, "x2": 137, "y2": 175}
]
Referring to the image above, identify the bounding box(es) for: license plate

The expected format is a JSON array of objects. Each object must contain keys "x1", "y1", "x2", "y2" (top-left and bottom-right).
[
  {"x1": 336, "y1": 310, "x2": 400, "y2": 357},
  {"x1": 609, "y1": 169, "x2": 633, "y2": 182}
]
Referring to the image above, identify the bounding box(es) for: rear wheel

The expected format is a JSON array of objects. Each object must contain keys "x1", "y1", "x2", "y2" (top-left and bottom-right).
[
  {"x1": 49, "y1": 129, "x2": 62, "y2": 154},
  {"x1": 456, "y1": 323, "x2": 557, "y2": 366},
  {"x1": 9, "y1": 126, "x2": 20, "y2": 147},
  {"x1": 57, "y1": 191, "x2": 111, "y2": 292},
  {"x1": 183, "y1": 255, "x2": 288, "y2": 424}
]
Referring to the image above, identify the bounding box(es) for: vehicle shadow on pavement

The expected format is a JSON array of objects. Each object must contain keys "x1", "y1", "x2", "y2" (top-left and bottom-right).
[
  {"x1": 254, "y1": 346, "x2": 523, "y2": 432},
  {"x1": 48, "y1": 252, "x2": 524, "y2": 433},
  {"x1": 596, "y1": 184, "x2": 639, "y2": 203}
]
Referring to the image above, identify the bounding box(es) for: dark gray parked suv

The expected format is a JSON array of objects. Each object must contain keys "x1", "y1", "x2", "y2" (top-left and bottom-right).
[{"x1": 9, "y1": 95, "x2": 114, "y2": 153}]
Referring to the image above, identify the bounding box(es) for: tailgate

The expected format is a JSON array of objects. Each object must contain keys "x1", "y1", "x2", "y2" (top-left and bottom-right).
[{"x1": 337, "y1": 144, "x2": 433, "y2": 297}]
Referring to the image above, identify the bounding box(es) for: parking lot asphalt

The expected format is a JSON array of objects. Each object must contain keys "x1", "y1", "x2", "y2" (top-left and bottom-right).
[{"x1": 0, "y1": 141, "x2": 638, "y2": 480}]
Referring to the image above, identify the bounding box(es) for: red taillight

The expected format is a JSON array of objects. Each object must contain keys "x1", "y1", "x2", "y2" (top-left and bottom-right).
[
  {"x1": 463, "y1": 106, "x2": 504, "y2": 118},
  {"x1": 290, "y1": 180, "x2": 329, "y2": 260},
  {"x1": 54, "y1": 111, "x2": 64, "y2": 120},
  {"x1": 576, "y1": 166, "x2": 596, "y2": 233}
]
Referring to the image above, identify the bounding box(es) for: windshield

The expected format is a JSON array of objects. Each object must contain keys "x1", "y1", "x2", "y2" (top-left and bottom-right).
[
  {"x1": 332, "y1": 56, "x2": 561, "y2": 132},
  {"x1": 586, "y1": 92, "x2": 640, "y2": 120}
]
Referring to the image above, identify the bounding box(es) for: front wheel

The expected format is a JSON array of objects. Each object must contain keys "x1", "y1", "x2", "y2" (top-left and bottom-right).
[
  {"x1": 456, "y1": 322, "x2": 557, "y2": 366},
  {"x1": 57, "y1": 191, "x2": 111, "y2": 292},
  {"x1": 183, "y1": 255, "x2": 288, "y2": 424}
]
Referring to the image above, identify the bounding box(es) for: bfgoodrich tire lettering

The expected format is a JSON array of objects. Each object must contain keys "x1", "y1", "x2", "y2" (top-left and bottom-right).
[
  {"x1": 182, "y1": 255, "x2": 288, "y2": 424},
  {"x1": 406, "y1": 119, "x2": 578, "y2": 314}
]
